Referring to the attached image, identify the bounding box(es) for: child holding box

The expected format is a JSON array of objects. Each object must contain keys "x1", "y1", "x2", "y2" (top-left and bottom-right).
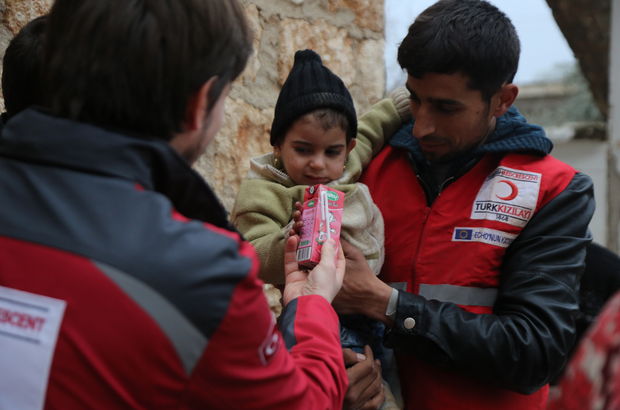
[{"x1": 232, "y1": 49, "x2": 408, "y2": 409}]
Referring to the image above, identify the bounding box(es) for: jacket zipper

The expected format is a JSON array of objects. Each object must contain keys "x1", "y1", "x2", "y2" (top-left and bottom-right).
[{"x1": 411, "y1": 173, "x2": 434, "y2": 291}]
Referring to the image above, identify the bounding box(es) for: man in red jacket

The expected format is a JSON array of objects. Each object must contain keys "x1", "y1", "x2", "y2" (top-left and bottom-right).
[
  {"x1": 0, "y1": 0, "x2": 353, "y2": 408},
  {"x1": 334, "y1": 1, "x2": 595, "y2": 409}
]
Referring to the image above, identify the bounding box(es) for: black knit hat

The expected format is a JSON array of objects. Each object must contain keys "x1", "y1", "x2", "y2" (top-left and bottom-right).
[{"x1": 270, "y1": 49, "x2": 357, "y2": 146}]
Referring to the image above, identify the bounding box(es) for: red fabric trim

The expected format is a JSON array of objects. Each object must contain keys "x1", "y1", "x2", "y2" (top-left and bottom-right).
[{"x1": 0, "y1": 236, "x2": 186, "y2": 408}]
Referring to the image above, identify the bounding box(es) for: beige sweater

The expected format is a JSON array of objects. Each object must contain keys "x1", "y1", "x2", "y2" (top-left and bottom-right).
[{"x1": 232, "y1": 97, "x2": 408, "y2": 284}]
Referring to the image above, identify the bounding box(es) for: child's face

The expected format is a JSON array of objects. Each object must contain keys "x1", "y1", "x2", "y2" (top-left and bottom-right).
[{"x1": 274, "y1": 113, "x2": 355, "y2": 186}]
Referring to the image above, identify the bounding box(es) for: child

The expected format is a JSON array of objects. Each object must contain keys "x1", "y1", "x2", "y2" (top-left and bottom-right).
[
  {"x1": 232, "y1": 49, "x2": 408, "y2": 282},
  {"x1": 232, "y1": 49, "x2": 408, "y2": 408}
]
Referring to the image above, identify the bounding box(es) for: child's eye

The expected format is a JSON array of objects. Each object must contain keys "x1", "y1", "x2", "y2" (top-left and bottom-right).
[
  {"x1": 294, "y1": 147, "x2": 310, "y2": 154},
  {"x1": 326, "y1": 150, "x2": 342, "y2": 157}
]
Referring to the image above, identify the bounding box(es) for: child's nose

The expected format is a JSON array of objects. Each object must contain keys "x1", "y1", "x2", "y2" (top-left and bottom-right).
[{"x1": 309, "y1": 155, "x2": 325, "y2": 169}]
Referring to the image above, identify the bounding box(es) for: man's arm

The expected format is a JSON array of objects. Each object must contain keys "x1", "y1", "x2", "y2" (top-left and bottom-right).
[
  {"x1": 188, "y1": 237, "x2": 348, "y2": 409},
  {"x1": 337, "y1": 172, "x2": 594, "y2": 394}
]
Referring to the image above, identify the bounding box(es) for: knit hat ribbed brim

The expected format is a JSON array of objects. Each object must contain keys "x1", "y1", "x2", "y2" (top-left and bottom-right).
[{"x1": 270, "y1": 49, "x2": 357, "y2": 146}]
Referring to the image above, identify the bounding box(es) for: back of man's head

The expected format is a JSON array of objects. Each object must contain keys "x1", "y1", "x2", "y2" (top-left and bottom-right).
[
  {"x1": 397, "y1": 0, "x2": 520, "y2": 100},
  {"x1": 43, "y1": 0, "x2": 252, "y2": 140},
  {"x1": 2, "y1": 15, "x2": 47, "y2": 119}
]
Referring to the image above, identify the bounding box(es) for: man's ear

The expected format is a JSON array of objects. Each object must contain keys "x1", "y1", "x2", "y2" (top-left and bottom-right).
[
  {"x1": 491, "y1": 83, "x2": 519, "y2": 118},
  {"x1": 183, "y1": 77, "x2": 218, "y2": 132}
]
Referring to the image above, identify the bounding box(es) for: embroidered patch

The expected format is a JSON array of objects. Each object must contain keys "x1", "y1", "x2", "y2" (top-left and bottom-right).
[
  {"x1": 452, "y1": 227, "x2": 517, "y2": 248},
  {"x1": 258, "y1": 313, "x2": 280, "y2": 365},
  {"x1": 470, "y1": 166, "x2": 541, "y2": 227}
]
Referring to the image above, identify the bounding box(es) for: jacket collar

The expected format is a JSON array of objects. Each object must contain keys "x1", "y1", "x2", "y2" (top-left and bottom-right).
[
  {"x1": 249, "y1": 153, "x2": 295, "y2": 186},
  {"x1": 390, "y1": 106, "x2": 553, "y2": 168},
  {"x1": 0, "y1": 108, "x2": 233, "y2": 230}
]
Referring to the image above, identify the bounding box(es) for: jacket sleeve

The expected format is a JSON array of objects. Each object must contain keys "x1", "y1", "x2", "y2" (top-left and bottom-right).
[
  {"x1": 188, "y1": 240, "x2": 348, "y2": 409},
  {"x1": 343, "y1": 96, "x2": 408, "y2": 184},
  {"x1": 547, "y1": 291, "x2": 620, "y2": 409},
  {"x1": 232, "y1": 180, "x2": 306, "y2": 284},
  {"x1": 385, "y1": 172, "x2": 595, "y2": 394}
]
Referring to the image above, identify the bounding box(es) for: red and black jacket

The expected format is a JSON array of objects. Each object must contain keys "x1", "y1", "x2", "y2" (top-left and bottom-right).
[
  {"x1": 0, "y1": 109, "x2": 347, "y2": 409},
  {"x1": 361, "y1": 107, "x2": 595, "y2": 410}
]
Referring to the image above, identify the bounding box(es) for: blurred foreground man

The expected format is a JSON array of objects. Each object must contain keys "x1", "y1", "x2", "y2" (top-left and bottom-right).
[{"x1": 0, "y1": 1, "x2": 349, "y2": 408}]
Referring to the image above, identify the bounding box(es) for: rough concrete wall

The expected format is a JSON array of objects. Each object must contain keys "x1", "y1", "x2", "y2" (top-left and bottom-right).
[
  {"x1": 0, "y1": 0, "x2": 386, "y2": 213},
  {"x1": 0, "y1": 0, "x2": 53, "y2": 108},
  {"x1": 195, "y1": 0, "x2": 386, "y2": 211}
]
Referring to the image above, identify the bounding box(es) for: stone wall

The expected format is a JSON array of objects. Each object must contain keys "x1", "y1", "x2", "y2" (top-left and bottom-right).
[
  {"x1": 196, "y1": 0, "x2": 385, "y2": 210},
  {"x1": 0, "y1": 0, "x2": 385, "y2": 212}
]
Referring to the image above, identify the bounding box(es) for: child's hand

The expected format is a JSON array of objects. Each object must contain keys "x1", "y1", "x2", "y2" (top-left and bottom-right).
[
  {"x1": 343, "y1": 346, "x2": 385, "y2": 410},
  {"x1": 288, "y1": 201, "x2": 304, "y2": 236}
]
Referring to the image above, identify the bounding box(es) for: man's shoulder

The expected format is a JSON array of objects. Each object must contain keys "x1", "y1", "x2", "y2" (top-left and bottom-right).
[
  {"x1": 127, "y1": 192, "x2": 253, "y2": 277},
  {"x1": 500, "y1": 151, "x2": 578, "y2": 176}
]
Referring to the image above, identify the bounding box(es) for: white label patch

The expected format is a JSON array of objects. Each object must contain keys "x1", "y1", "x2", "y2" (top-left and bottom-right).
[
  {"x1": 452, "y1": 227, "x2": 517, "y2": 248},
  {"x1": 470, "y1": 166, "x2": 541, "y2": 227},
  {"x1": 0, "y1": 286, "x2": 66, "y2": 410}
]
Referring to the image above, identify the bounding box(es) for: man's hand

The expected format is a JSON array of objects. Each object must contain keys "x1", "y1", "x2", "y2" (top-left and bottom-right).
[
  {"x1": 333, "y1": 240, "x2": 393, "y2": 323},
  {"x1": 282, "y1": 235, "x2": 345, "y2": 305},
  {"x1": 343, "y1": 346, "x2": 385, "y2": 410}
]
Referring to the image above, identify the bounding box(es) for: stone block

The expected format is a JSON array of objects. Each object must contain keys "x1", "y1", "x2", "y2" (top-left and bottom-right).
[
  {"x1": 328, "y1": 0, "x2": 383, "y2": 32},
  {"x1": 3, "y1": 0, "x2": 52, "y2": 35},
  {"x1": 278, "y1": 18, "x2": 355, "y2": 86},
  {"x1": 239, "y1": 4, "x2": 262, "y2": 84}
]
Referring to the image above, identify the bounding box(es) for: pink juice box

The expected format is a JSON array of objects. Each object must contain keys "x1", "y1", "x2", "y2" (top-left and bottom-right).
[{"x1": 296, "y1": 184, "x2": 344, "y2": 269}]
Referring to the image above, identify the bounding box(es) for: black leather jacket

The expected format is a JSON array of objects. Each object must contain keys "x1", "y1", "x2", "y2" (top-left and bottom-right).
[{"x1": 384, "y1": 108, "x2": 595, "y2": 394}]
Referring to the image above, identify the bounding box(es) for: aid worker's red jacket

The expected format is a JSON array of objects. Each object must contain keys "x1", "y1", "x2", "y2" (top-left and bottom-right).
[
  {"x1": 0, "y1": 109, "x2": 347, "y2": 409},
  {"x1": 361, "y1": 108, "x2": 594, "y2": 410},
  {"x1": 548, "y1": 291, "x2": 620, "y2": 409}
]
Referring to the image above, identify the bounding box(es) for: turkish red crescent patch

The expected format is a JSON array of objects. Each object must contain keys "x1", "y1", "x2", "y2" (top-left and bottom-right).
[
  {"x1": 471, "y1": 166, "x2": 541, "y2": 227},
  {"x1": 258, "y1": 313, "x2": 280, "y2": 365}
]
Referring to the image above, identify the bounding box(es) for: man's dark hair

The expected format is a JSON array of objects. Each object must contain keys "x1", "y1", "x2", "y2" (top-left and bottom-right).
[
  {"x1": 43, "y1": 0, "x2": 252, "y2": 140},
  {"x1": 397, "y1": 0, "x2": 520, "y2": 100},
  {"x1": 2, "y1": 15, "x2": 47, "y2": 118}
]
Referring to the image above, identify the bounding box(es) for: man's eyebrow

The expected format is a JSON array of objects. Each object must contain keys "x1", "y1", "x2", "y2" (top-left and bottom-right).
[{"x1": 430, "y1": 98, "x2": 463, "y2": 107}]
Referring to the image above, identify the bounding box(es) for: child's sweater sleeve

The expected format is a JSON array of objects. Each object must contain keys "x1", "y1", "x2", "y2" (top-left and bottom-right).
[
  {"x1": 232, "y1": 179, "x2": 305, "y2": 284},
  {"x1": 344, "y1": 91, "x2": 410, "y2": 184}
]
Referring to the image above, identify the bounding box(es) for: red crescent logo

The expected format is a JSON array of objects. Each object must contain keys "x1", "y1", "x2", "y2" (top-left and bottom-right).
[{"x1": 496, "y1": 180, "x2": 518, "y2": 201}]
